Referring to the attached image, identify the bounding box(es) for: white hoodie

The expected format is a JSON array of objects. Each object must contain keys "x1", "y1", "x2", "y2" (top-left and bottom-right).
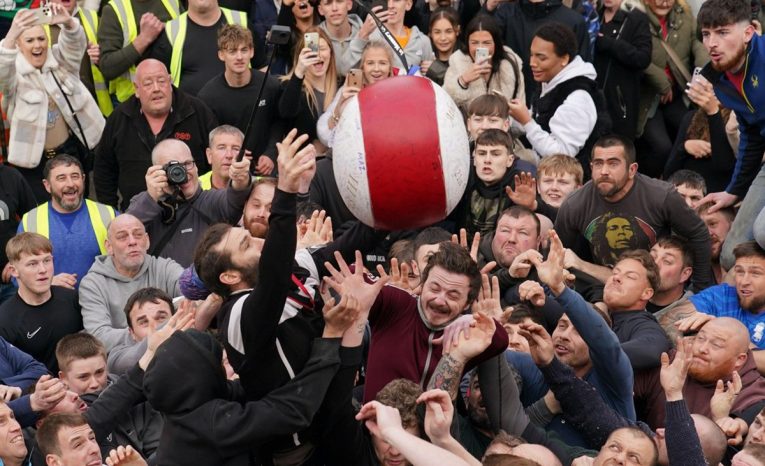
[{"x1": 523, "y1": 56, "x2": 598, "y2": 159}]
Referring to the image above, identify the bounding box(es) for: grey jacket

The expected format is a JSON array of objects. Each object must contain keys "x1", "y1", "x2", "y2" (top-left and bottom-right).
[
  {"x1": 320, "y1": 14, "x2": 364, "y2": 76},
  {"x1": 348, "y1": 25, "x2": 435, "y2": 73},
  {"x1": 79, "y1": 254, "x2": 183, "y2": 351},
  {"x1": 126, "y1": 184, "x2": 251, "y2": 267}
]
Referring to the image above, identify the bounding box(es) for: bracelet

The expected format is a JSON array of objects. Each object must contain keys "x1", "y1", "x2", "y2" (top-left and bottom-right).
[
  {"x1": 331, "y1": 113, "x2": 340, "y2": 124},
  {"x1": 457, "y1": 77, "x2": 468, "y2": 90}
]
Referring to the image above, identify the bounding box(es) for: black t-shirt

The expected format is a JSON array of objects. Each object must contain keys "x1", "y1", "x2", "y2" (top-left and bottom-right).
[
  {"x1": 179, "y1": 16, "x2": 228, "y2": 95},
  {"x1": 0, "y1": 165, "x2": 38, "y2": 270},
  {"x1": 0, "y1": 286, "x2": 83, "y2": 372},
  {"x1": 198, "y1": 71, "x2": 283, "y2": 158}
]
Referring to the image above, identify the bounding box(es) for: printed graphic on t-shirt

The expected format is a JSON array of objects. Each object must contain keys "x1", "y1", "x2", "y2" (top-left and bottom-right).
[
  {"x1": 0, "y1": 200, "x2": 8, "y2": 221},
  {"x1": 584, "y1": 212, "x2": 657, "y2": 266}
]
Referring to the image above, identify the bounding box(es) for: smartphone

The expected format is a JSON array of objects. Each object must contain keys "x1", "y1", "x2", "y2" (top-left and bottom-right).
[
  {"x1": 371, "y1": 0, "x2": 388, "y2": 13},
  {"x1": 304, "y1": 32, "x2": 319, "y2": 53},
  {"x1": 347, "y1": 68, "x2": 363, "y2": 88},
  {"x1": 475, "y1": 47, "x2": 490, "y2": 63},
  {"x1": 31, "y1": 5, "x2": 53, "y2": 25}
]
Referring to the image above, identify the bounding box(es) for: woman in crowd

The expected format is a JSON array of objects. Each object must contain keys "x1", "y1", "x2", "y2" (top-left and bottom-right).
[
  {"x1": 422, "y1": 7, "x2": 460, "y2": 86},
  {"x1": 635, "y1": 0, "x2": 708, "y2": 177},
  {"x1": 664, "y1": 77, "x2": 735, "y2": 193},
  {"x1": 0, "y1": 5, "x2": 104, "y2": 201},
  {"x1": 279, "y1": 27, "x2": 339, "y2": 156},
  {"x1": 317, "y1": 41, "x2": 394, "y2": 148},
  {"x1": 442, "y1": 14, "x2": 524, "y2": 112}
]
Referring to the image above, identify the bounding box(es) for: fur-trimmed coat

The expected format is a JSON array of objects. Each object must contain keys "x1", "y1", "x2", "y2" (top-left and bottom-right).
[
  {"x1": 0, "y1": 19, "x2": 104, "y2": 168},
  {"x1": 443, "y1": 46, "x2": 526, "y2": 111}
]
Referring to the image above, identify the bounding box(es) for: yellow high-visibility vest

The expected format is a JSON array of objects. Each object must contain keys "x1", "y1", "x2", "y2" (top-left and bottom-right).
[
  {"x1": 198, "y1": 171, "x2": 213, "y2": 190},
  {"x1": 21, "y1": 200, "x2": 116, "y2": 255},
  {"x1": 165, "y1": 8, "x2": 247, "y2": 87},
  {"x1": 108, "y1": 0, "x2": 181, "y2": 102}
]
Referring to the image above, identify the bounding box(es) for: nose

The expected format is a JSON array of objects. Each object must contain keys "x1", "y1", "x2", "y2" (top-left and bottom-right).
[{"x1": 753, "y1": 426, "x2": 764, "y2": 443}]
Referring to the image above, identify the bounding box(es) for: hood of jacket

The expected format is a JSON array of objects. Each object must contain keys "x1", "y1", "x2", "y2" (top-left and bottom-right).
[
  {"x1": 143, "y1": 330, "x2": 227, "y2": 414},
  {"x1": 540, "y1": 55, "x2": 598, "y2": 97},
  {"x1": 87, "y1": 254, "x2": 151, "y2": 283}
]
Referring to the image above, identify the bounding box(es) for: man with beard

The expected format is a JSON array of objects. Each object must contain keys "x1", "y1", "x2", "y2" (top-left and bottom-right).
[
  {"x1": 648, "y1": 236, "x2": 694, "y2": 315},
  {"x1": 242, "y1": 177, "x2": 276, "y2": 238},
  {"x1": 634, "y1": 317, "x2": 765, "y2": 429},
  {"x1": 659, "y1": 242, "x2": 765, "y2": 355},
  {"x1": 19, "y1": 156, "x2": 116, "y2": 289},
  {"x1": 554, "y1": 134, "x2": 712, "y2": 290},
  {"x1": 698, "y1": 202, "x2": 734, "y2": 284},
  {"x1": 694, "y1": 0, "x2": 765, "y2": 274}
]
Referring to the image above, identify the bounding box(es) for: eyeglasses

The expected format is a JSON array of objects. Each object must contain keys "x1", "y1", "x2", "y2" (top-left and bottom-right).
[{"x1": 179, "y1": 160, "x2": 196, "y2": 171}]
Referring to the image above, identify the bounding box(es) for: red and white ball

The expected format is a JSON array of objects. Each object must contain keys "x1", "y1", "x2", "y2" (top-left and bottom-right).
[{"x1": 333, "y1": 76, "x2": 470, "y2": 231}]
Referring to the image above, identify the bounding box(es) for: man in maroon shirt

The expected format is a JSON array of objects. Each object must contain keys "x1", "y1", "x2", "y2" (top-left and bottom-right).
[{"x1": 327, "y1": 241, "x2": 509, "y2": 401}]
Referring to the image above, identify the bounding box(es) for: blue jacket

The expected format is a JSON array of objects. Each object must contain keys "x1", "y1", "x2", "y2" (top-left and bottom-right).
[
  {"x1": 506, "y1": 287, "x2": 635, "y2": 446},
  {"x1": 705, "y1": 33, "x2": 765, "y2": 198},
  {"x1": 0, "y1": 337, "x2": 49, "y2": 427}
]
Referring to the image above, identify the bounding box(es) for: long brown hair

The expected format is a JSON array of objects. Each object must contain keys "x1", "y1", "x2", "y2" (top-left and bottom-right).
[
  {"x1": 686, "y1": 107, "x2": 731, "y2": 141},
  {"x1": 284, "y1": 27, "x2": 338, "y2": 116}
]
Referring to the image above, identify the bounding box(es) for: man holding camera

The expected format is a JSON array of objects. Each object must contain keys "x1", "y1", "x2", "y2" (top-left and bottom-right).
[
  {"x1": 125, "y1": 138, "x2": 252, "y2": 267},
  {"x1": 94, "y1": 59, "x2": 218, "y2": 211}
]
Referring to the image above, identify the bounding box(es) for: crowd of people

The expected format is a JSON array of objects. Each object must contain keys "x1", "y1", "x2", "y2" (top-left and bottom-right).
[{"x1": 0, "y1": 0, "x2": 764, "y2": 462}]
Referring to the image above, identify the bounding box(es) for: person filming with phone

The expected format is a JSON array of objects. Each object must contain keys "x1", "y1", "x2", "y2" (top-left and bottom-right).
[
  {"x1": 0, "y1": 4, "x2": 104, "y2": 202},
  {"x1": 317, "y1": 41, "x2": 393, "y2": 148},
  {"x1": 443, "y1": 14, "x2": 524, "y2": 112}
]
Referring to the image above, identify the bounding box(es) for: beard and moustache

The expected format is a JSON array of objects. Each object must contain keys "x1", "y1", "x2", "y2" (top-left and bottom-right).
[{"x1": 711, "y1": 41, "x2": 747, "y2": 72}]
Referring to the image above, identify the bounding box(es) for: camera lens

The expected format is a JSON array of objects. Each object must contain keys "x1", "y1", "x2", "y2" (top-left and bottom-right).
[{"x1": 164, "y1": 161, "x2": 189, "y2": 186}]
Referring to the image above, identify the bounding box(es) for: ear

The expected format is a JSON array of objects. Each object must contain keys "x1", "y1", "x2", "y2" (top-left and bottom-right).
[
  {"x1": 628, "y1": 162, "x2": 639, "y2": 177},
  {"x1": 206, "y1": 147, "x2": 213, "y2": 165},
  {"x1": 680, "y1": 266, "x2": 692, "y2": 284},
  {"x1": 43, "y1": 178, "x2": 52, "y2": 195},
  {"x1": 46, "y1": 454, "x2": 62, "y2": 466},
  {"x1": 744, "y1": 23, "x2": 756, "y2": 43},
  {"x1": 655, "y1": 428, "x2": 665, "y2": 439},
  {"x1": 219, "y1": 270, "x2": 243, "y2": 286},
  {"x1": 734, "y1": 352, "x2": 749, "y2": 372},
  {"x1": 640, "y1": 286, "x2": 654, "y2": 302},
  {"x1": 405, "y1": 0, "x2": 413, "y2": 10},
  {"x1": 502, "y1": 118, "x2": 510, "y2": 132},
  {"x1": 57, "y1": 370, "x2": 64, "y2": 380},
  {"x1": 128, "y1": 326, "x2": 137, "y2": 342},
  {"x1": 8, "y1": 263, "x2": 18, "y2": 279},
  {"x1": 104, "y1": 238, "x2": 114, "y2": 256},
  {"x1": 218, "y1": 50, "x2": 225, "y2": 62}
]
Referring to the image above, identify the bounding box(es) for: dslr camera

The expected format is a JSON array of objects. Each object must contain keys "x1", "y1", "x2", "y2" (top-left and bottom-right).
[{"x1": 163, "y1": 161, "x2": 188, "y2": 186}]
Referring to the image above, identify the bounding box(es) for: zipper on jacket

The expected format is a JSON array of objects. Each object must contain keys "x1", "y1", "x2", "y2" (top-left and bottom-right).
[{"x1": 740, "y1": 52, "x2": 755, "y2": 113}]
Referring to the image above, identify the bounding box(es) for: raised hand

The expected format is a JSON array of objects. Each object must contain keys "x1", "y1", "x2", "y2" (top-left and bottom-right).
[
  {"x1": 297, "y1": 210, "x2": 333, "y2": 250},
  {"x1": 276, "y1": 129, "x2": 316, "y2": 193},
  {"x1": 418, "y1": 389, "x2": 454, "y2": 445},
  {"x1": 439, "y1": 312, "x2": 496, "y2": 362},
  {"x1": 105, "y1": 446, "x2": 148, "y2": 466},
  {"x1": 451, "y1": 228, "x2": 481, "y2": 262},
  {"x1": 376, "y1": 258, "x2": 416, "y2": 293},
  {"x1": 0, "y1": 385, "x2": 21, "y2": 402},
  {"x1": 30, "y1": 375, "x2": 66, "y2": 412},
  {"x1": 528, "y1": 230, "x2": 566, "y2": 295},
  {"x1": 710, "y1": 370, "x2": 742, "y2": 421},
  {"x1": 506, "y1": 172, "x2": 537, "y2": 210},
  {"x1": 324, "y1": 250, "x2": 389, "y2": 312},
  {"x1": 674, "y1": 312, "x2": 715, "y2": 334},
  {"x1": 139, "y1": 306, "x2": 195, "y2": 370},
  {"x1": 355, "y1": 401, "x2": 402, "y2": 438},
  {"x1": 321, "y1": 292, "x2": 361, "y2": 338},
  {"x1": 695, "y1": 191, "x2": 738, "y2": 212},
  {"x1": 228, "y1": 152, "x2": 252, "y2": 191},
  {"x1": 518, "y1": 322, "x2": 554, "y2": 366},
  {"x1": 509, "y1": 249, "x2": 543, "y2": 278},
  {"x1": 471, "y1": 274, "x2": 503, "y2": 321},
  {"x1": 518, "y1": 280, "x2": 545, "y2": 307},
  {"x1": 660, "y1": 337, "x2": 693, "y2": 401}
]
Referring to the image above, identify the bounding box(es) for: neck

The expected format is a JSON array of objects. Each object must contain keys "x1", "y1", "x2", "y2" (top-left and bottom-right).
[
  {"x1": 306, "y1": 74, "x2": 326, "y2": 91},
  {"x1": 188, "y1": 6, "x2": 221, "y2": 26},
  {"x1": 388, "y1": 22, "x2": 405, "y2": 36},
  {"x1": 18, "y1": 286, "x2": 52, "y2": 306},
  {"x1": 573, "y1": 362, "x2": 593, "y2": 378},
  {"x1": 211, "y1": 172, "x2": 229, "y2": 189},
  {"x1": 114, "y1": 261, "x2": 143, "y2": 279},
  {"x1": 604, "y1": 177, "x2": 635, "y2": 203},
  {"x1": 50, "y1": 200, "x2": 82, "y2": 214},
  {"x1": 712, "y1": 261, "x2": 723, "y2": 284},
  {"x1": 437, "y1": 49, "x2": 451, "y2": 61},
  {"x1": 296, "y1": 17, "x2": 313, "y2": 32},
  {"x1": 603, "y1": 7, "x2": 616, "y2": 21},
  {"x1": 224, "y1": 68, "x2": 251, "y2": 87},
  {"x1": 326, "y1": 20, "x2": 352, "y2": 39},
  {"x1": 4, "y1": 458, "x2": 23, "y2": 466},
  {"x1": 651, "y1": 287, "x2": 685, "y2": 307},
  {"x1": 730, "y1": 55, "x2": 748, "y2": 75}
]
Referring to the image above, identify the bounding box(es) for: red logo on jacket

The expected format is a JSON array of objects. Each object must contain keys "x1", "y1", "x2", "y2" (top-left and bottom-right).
[{"x1": 175, "y1": 132, "x2": 191, "y2": 141}]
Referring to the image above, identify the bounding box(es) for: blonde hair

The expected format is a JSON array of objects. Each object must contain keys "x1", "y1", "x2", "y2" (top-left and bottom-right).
[
  {"x1": 285, "y1": 27, "x2": 338, "y2": 116},
  {"x1": 360, "y1": 41, "x2": 394, "y2": 86}
]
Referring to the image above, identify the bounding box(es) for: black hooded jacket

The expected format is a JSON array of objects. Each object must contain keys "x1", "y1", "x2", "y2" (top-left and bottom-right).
[{"x1": 143, "y1": 330, "x2": 341, "y2": 466}]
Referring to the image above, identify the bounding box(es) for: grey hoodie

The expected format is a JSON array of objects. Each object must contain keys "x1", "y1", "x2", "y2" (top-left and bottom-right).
[
  {"x1": 79, "y1": 254, "x2": 183, "y2": 351},
  {"x1": 320, "y1": 14, "x2": 364, "y2": 76}
]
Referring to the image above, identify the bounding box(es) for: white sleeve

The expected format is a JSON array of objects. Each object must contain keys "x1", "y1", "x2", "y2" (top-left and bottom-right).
[{"x1": 523, "y1": 89, "x2": 597, "y2": 158}]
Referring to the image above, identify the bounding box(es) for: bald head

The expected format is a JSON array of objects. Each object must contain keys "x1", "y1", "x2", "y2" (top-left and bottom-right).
[
  {"x1": 706, "y1": 317, "x2": 751, "y2": 353},
  {"x1": 107, "y1": 214, "x2": 145, "y2": 239},
  {"x1": 134, "y1": 59, "x2": 172, "y2": 117},
  {"x1": 105, "y1": 214, "x2": 150, "y2": 277},
  {"x1": 152, "y1": 139, "x2": 192, "y2": 166},
  {"x1": 692, "y1": 414, "x2": 727, "y2": 466},
  {"x1": 511, "y1": 444, "x2": 562, "y2": 466}
]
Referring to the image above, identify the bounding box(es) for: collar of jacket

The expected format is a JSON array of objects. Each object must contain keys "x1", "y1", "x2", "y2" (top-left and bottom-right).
[
  {"x1": 119, "y1": 87, "x2": 197, "y2": 123},
  {"x1": 15, "y1": 44, "x2": 60, "y2": 76}
]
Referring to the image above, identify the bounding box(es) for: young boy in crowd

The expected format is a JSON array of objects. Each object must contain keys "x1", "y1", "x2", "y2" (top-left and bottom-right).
[
  {"x1": 668, "y1": 169, "x2": 707, "y2": 208},
  {"x1": 459, "y1": 129, "x2": 536, "y2": 235},
  {"x1": 466, "y1": 94, "x2": 536, "y2": 164}
]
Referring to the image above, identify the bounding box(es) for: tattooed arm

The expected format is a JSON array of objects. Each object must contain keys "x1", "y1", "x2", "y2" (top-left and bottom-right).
[
  {"x1": 428, "y1": 353, "x2": 467, "y2": 400},
  {"x1": 655, "y1": 299, "x2": 703, "y2": 343}
]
